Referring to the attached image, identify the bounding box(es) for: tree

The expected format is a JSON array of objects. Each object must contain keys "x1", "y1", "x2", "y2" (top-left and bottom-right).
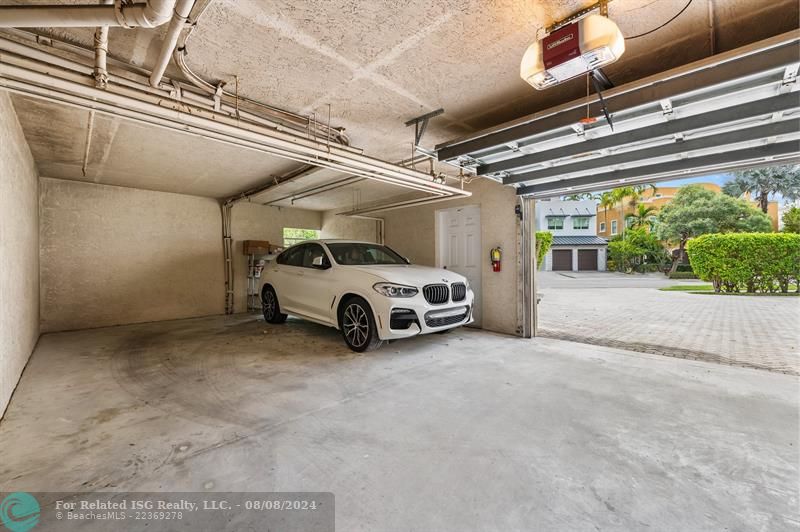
[
  {"x1": 611, "y1": 186, "x2": 635, "y2": 237},
  {"x1": 722, "y1": 165, "x2": 800, "y2": 213},
  {"x1": 598, "y1": 191, "x2": 615, "y2": 230},
  {"x1": 562, "y1": 192, "x2": 598, "y2": 201},
  {"x1": 535, "y1": 231, "x2": 553, "y2": 268},
  {"x1": 655, "y1": 185, "x2": 773, "y2": 272},
  {"x1": 608, "y1": 228, "x2": 670, "y2": 273},
  {"x1": 783, "y1": 206, "x2": 800, "y2": 233},
  {"x1": 626, "y1": 204, "x2": 657, "y2": 230},
  {"x1": 608, "y1": 183, "x2": 657, "y2": 237}
]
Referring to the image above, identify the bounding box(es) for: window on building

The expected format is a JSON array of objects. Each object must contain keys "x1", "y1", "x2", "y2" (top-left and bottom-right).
[
  {"x1": 283, "y1": 227, "x2": 320, "y2": 247},
  {"x1": 572, "y1": 216, "x2": 590, "y2": 230},
  {"x1": 547, "y1": 217, "x2": 564, "y2": 230},
  {"x1": 611, "y1": 220, "x2": 618, "y2": 235},
  {"x1": 599, "y1": 222, "x2": 606, "y2": 233}
]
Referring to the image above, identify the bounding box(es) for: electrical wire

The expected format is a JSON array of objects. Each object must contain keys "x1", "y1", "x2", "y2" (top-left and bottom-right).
[{"x1": 624, "y1": 0, "x2": 693, "y2": 39}]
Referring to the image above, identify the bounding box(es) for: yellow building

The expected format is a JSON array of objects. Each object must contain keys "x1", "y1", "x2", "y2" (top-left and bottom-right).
[{"x1": 596, "y1": 183, "x2": 780, "y2": 237}]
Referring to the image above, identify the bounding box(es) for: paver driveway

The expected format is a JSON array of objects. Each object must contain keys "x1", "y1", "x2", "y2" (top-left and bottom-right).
[{"x1": 537, "y1": 271, "x2": 800, "y2": 374}]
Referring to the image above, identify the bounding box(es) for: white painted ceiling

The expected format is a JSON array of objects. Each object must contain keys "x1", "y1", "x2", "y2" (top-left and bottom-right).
[{"x1": 4, "y1": 0, "x2": 798, "y2": 209}]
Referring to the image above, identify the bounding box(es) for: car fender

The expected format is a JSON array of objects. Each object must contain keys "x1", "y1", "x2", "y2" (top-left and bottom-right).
[{"x1": 333, "y1": 283, "x2": 383, "y2": 331}]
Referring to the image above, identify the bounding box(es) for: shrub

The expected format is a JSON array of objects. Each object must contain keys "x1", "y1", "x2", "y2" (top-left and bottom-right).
[
  {"x1": 687, "y1": 233, "x2": 800, "y2": 293},
  {"x1": 535, "y1": 231, "x2": 553, "y2": 268},
  {"x1": 668, "y1": 272, "x2": 698, "y2": 279},
  {"x1": 783, "y1": 206, "x2": 800, "y2": 233},
  {"x1": 607, "y1": 228, "x2": 670, "y2": 273},
  {"x1": 675, "y1": 264, "x2": 695, "y2": 273}
]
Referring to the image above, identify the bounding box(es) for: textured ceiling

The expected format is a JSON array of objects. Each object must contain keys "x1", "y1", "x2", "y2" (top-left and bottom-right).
[{"x1": 4, "y1": 0, "x2": 798, "y2": 207}]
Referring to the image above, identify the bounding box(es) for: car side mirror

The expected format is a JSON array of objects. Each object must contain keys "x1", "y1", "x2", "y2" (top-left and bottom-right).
[{"x1": 312, "y1": 256, "x2": 330, "y2": 269}]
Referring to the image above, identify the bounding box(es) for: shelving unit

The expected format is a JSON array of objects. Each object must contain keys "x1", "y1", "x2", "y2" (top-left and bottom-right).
[{"x1": 243, "y1": 241, "x2": 283, "y2": 313}]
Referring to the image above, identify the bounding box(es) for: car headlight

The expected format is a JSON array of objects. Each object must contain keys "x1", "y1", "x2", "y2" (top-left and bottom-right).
[{"x1": 373, "y1": 283, "x2": 418, "y2": 298}]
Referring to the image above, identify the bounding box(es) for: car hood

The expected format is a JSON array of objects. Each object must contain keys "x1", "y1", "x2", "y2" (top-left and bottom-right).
[{"x1": 346, "y1": 264, "x2": 467, "y2": 286}]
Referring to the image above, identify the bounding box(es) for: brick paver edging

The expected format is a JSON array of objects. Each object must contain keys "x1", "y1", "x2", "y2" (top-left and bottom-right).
[{"x1": 538, "y1": 329, "x2": 799, "y2": 376}]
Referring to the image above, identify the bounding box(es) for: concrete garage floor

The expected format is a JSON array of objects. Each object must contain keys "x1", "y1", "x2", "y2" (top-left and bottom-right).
[
  {"x1": 0, "y1": 315, "x2": 798, "y2": 531},
  {"x1": 538, "y1": 271, "x2": 800, "y2": 375}
]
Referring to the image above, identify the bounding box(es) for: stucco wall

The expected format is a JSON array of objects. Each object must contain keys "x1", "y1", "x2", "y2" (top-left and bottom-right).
[
  {"x1": 0, "y1": 92, "x2": 40, "y2": 418},
  {"x1": 320, "y1": 209, "x2": 380, "y2": 242},
  {"x1": 230, "y1": 203, "x2": 321, "y2": 312},
  {"x1": 39, "y1": 178, "x2": 224, "y2": 331},
  {"x1": 380, "y1": 178, "x2": 520, "y2": 336}
]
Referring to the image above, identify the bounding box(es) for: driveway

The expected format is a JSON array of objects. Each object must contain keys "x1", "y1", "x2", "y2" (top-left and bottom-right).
[{"x1": 537, "y1": 271, "x2": 800, "y2": 375}]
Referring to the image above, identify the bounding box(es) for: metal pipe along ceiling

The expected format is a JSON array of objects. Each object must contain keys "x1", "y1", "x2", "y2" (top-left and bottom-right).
[
  {"x1": 149, "y1": 0, "x2": 195, "y2": 87},
  {"x1": 0, "y1": 1, "x2": 177, "y2": 28},
  {"x1": 0, "y1": 39, "x2": 471, "y2": 200}
]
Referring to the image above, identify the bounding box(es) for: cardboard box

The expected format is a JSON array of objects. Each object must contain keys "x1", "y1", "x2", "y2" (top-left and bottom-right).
[{"x1": 243, "y1": 240, "x2": 270, "y2": 255}]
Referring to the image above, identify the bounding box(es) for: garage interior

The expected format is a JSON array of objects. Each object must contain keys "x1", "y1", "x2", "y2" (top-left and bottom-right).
[{"x1": 1, "y1": 1, "x2": 799, "y2": 529}]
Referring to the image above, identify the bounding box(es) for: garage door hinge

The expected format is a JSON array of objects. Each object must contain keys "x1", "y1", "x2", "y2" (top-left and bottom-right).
[{"x1": 781, "y1": 64, "x2": 799, "y2": 87}]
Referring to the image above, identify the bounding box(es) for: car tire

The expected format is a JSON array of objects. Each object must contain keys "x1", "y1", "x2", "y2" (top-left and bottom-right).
[
  {"x1": 262, "y1": 286, "x2": 287, "y2": 324},
  {"x1": 339, "y1": 296, "x2": 383, "y2": 352}
]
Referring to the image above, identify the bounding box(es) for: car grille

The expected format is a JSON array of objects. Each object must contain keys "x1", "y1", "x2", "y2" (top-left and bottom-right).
[
  {"x1": 424, "y1": 307, "x2": 470, "y2": 328},
  {"x1": 451, "y1": 282, "x2": 466, "y2": 302},
  {"x1": 423, "y1": 284, "x2": 449, "y2": 305}
]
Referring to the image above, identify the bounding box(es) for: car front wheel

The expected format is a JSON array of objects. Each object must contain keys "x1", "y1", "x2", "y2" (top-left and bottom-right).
[
  {"x1": 340, "y1": 297, "x2": 383, "y2": 352},
  {"x1": 262, "y1": 286, "x2": 287, "y2": 324}
]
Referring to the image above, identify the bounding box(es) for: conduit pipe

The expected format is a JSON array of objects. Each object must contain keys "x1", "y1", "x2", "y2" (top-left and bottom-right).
[
  {"x1": 171, "y1": 0, "x2": 350, "y2": 145},
  {"x1": 93, "y1": 0, "x2": 113, "y2": 88},
  {"x1": 0, "y1": 0, "x2": 177, "y2": 28},
  {"x1": 2, "y1": 25, "x2": 351, "y2": 146},
  {"x1": 93, "y1": 25, "x2": 109, "y2": 87},
  {"x1": 0, "y1": 30, "x2": 355, "y2": 144},
  {"x1": 149, "y1": 0, "x2": 195, "y2": 87},
  {"x1": 0, "y1": 45, "x2": 471, "y2": 199}
]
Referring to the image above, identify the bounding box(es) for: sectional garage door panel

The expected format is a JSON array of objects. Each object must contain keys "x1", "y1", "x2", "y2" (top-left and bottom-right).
[
  {"x1": 577, "y1": 249, "x2": 598, "y2": 271},
  {"x1": 552, "y1": 249, "x2": 572, "y2": 271}
]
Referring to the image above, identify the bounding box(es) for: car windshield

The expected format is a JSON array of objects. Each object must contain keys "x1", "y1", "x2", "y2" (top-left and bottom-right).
[{"x1": 327, "y1": 243, "x2": 408, "y2": 266}]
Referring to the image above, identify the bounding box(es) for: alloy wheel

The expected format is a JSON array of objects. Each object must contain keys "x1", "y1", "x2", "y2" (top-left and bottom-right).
[
  {"x1": 343, "y1": 303, "x2": 369, "y2": 348},
  {"x1": 263, "y1": 291, "x2": 276, "y2": 320}
]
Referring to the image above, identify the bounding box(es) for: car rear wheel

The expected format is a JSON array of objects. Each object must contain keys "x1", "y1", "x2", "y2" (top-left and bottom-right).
[
  {"x1": 340, "y1": 297, "x2": 383, "y2": 352},
  {"x1": 262, "y1": 286, "x2": 287, "y2": 324}
]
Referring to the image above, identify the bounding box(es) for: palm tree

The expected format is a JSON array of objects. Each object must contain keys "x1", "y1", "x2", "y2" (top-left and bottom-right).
[
  {"x1": 626, "y1": 204, "x2": 657, "y2": 230},
  {"x1": 562, "y1": 192, "x2": 599, "y2": 201},
  {"x1": 610, "y1": 183, "x2": 658, "y2": 236},
  {"x1": 611, "y1": 186, "x2": 635, "y2": 237},
  {"x1": 722, "y1": 165, "x2": 800, "y2": 213},
  {"x1": 598, "y1": 191, "x2": 615, "y2": 233}
]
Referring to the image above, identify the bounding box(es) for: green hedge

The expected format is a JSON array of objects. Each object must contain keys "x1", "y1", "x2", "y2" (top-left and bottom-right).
[
  {"x1": 668, "y1": 272, "x2": 697, "y2": 280},
  {"x1": 686, "y1": 233, "x2": 800, "y2": 293},
  {"x1": 536, "y1": 231, "x2": 553, "y2": 268}
]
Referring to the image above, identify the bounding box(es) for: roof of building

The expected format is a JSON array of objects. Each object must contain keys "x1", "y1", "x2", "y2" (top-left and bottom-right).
[{"x1": 551, "y1": 236, "x2": 608, "y2": 246}]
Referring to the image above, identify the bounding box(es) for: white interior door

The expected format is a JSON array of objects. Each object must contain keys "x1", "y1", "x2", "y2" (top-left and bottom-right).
[{"x1": 436, "y1": 205, "x2": 482, "y2": 326}]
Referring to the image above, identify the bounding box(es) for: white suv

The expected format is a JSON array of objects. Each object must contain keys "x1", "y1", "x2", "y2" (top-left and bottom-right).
[{"x1": 261, "y1": 240, "x2": 474, "y2": 351}]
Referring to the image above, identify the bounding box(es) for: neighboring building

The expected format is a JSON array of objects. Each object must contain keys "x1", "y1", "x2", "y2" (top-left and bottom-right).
[
  {"x1": 596, "y1": 182, "x2": 780, "y2": 236},
  {"x1": 535, "y1": 199, "x2": 607, "y2": 271}
]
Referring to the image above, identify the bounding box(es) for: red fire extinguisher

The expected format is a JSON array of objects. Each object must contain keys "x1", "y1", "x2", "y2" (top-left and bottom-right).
[{"x1": 490, "y1": 247, "x2": 502, "y2": 272}]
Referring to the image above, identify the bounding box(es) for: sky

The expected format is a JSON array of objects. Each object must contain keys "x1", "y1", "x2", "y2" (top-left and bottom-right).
[
  {"x1": 657, "y1": 173, "x2": 731, "y2": 187},
  {"x1": 574, "y1": 170, "x2": 799, "y2": 206}
]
